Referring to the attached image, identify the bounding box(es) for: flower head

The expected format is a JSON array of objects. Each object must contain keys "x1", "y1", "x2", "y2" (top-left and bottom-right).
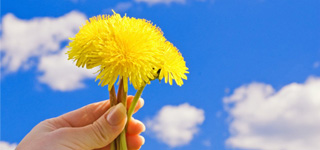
[
  {"x1": 67, "y1": 11, "x2": 188, "y2": 91},
  {"x1": 158, "y1": 42, "x2": 188, "y2": 86}
]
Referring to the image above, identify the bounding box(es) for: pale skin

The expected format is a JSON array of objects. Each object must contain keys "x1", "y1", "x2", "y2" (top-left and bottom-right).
[{"x1": 17, "y1": 96, "x2": 145, "y2": 150}]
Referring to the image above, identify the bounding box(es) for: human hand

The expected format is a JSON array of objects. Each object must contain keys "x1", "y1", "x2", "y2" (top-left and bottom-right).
[{"x1": 17, "y1": 96, "x2": 145, "y2": 150}]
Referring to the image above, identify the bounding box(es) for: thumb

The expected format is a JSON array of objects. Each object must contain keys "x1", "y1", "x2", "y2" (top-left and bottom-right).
[{"x1": 59, "y1": 103, "x2": 127, "y2": 149}]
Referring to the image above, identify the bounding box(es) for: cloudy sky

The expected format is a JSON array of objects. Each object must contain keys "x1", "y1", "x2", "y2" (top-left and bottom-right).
[{"x1": 1, "y1": 0, "x2": 320, "y2": 150}]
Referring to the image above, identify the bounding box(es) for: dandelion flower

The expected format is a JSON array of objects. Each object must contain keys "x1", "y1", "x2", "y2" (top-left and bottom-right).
[
  {"x1": 67, "y1": 15, "x2": 109, "y2": 69},
  {"x1": 67, "y1": 11, "x2": 166, "y2": 91},
  {"x1": 158, "y1": 42, "x2": 189, "y2": 86}
]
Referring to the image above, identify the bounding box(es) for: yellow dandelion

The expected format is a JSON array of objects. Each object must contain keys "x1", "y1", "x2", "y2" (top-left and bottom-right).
[
  {"x1": 67, "y1": 15, "x2": 109, "y2": 69},
  {"x1": 158, "y1": 42, "x2": 189, "y2": 86},
  {"x1": 67, "y1": 11, "x2": 166, "y2": 91}
]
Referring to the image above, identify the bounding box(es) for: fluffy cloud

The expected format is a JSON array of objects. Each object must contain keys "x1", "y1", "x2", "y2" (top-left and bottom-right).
[
  {"x1": 224, "y1": 76, "x2": 320, "y2": 150},
  {"x1": 147, "y1": 103, "x2": 205, "y2": 147},
  {"x1": 0, "y1": 11, "x2": 86, "y2": 73},
  {"x1": 105, "y1": 2, "x2": 133, "y2": 13},
  {"x1": 114, "y1": 2, "x2": 133, "y2": 12},
  {"x1": 0, "y1": 11, "x2": 98, "y2": 91},
  {"x1": 38, "y1": 48, "x2": 97, "y2": 91},
  {"x1": 0, "y1": 141, "x2": 17, "y2": 150},
  {"x1": 135, "y1": 0, "x2": 186, "y2": 5}
]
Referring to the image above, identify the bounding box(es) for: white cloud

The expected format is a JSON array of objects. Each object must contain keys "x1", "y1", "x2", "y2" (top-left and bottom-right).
[
  {"x1": 224, "y1": 76, "x2": 320, "y2": 150},
  {"x1": 147, "y1": 103, "x2": 205, "y2": 147},
  {"x1": 0, "y1": 11, "x2": 86, "y2": 73},
  {"x1": 104, "y1": 2, "x2": 133, "y2": 14},
  {"x1": 114, "y1": 2, "x2": 133, "y2": 12},
  {"x1": 202, "y1": 139, "x2": 212, "y2": 147},
  {"x1": 0, "y1": 11, "x2": 98, "y2": 91},
  {"x1": 38, "y1": 48, "x2": 97, "y2": 91},
  {"x1": 0, "y1": 141, "x2": 17, "y2": 150},
  {"x1": 135, "y1": 0, "x2": 186, "y2": 5}
]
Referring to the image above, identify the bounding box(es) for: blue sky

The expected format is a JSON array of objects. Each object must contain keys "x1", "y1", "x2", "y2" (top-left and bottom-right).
[{"x1": 1, "y1": 0, "x2": 320, "y2": 150}]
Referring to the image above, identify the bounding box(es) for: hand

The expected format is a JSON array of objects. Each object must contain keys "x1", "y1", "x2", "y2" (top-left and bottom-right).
[{"x1": 17, "y1": 96, "x2": 145, "y2": 150}]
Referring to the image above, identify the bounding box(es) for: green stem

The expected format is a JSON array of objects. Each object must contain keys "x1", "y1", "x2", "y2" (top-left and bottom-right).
[
  {"x1": 110, "y1": 141, "x2": 116, "y2": 150},
  {"x1": 117, "y1": 78, "x2": 128, "y2": 150},
  {"x1": 119, "y1": 130, "x2": 127, "y2": 149},
  {"x1": 109, "y1": 85, "x2": 117, "y2": 150},
  {"x1": 126, "y1": 84, "x2": 146, "y2": 128}
]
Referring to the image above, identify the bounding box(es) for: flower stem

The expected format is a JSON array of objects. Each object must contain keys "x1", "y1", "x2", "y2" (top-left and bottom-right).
[
  {"x1": 116, "y1": 78, "x2": 128, "y2": 150},
  {"x1": 110, "y1": 141, "x2": 116, "y2": 150},
  {"x1": 109, "y1": 85, "x2": 117, "y2": 150},
  {"x1": 126, "y1": 84, "x2": 146, "y2": 128},
  {"x1": 117, "y1": 78, "x2": 127, "y2": 107},
  {"x1": 119, "y1": 130, "x2": 127, "y2": 149},
  {"x1": 109, "y1": 85, "x2": 117, "y2": 106}
]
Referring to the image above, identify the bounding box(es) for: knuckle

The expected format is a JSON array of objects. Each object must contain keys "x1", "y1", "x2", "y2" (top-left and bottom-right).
[{"x1": 91, "y1": 121, "x2": 111, "y2": 144}]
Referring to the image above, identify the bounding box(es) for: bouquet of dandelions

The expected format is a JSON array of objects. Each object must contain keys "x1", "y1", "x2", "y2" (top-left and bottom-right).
[{"x1": 67, "y1": 11, "x2": 188, "y2": 150}]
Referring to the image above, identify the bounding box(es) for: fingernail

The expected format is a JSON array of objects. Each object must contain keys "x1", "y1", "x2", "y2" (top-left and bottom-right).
[
  {"x1": 107, "y1": 103, "x2": 126, "y2": 126},
  {"x1": 141, "y1": 123, "x2": 146, "y2": 132},
  {"x1": 135, "y1": 119, "x2": 146, "y2": 132},
  {"x1": 140, "y1": 135, "x2": 145, "y2": 145},
  {"x1": 139, "y1": 98, "x2": 144, "y2": 105}
]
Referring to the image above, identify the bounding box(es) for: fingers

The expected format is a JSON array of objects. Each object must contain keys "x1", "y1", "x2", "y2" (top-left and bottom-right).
[
  {"x1": 126, "y1": 118, "x2": 145, "y2": 150},
  {"x1": 59, "y1": 100, "x2": 111, "y2": 127},
  {"x1": 46, "y1": 97, "x2": 145, "y2": 149},
  {"x1": 96, "y1": 134, "x2": 145, "y2": 150},
  {"x1": 126, "y1": 118, "x2": 145, "y2": 135},
  {"x1": 127, "y1": 135, "x2": 145, "y2": 150},
  {"x1": 127, "y1": 96, "x2": 144, "y2": 114},
  {"x1": 56, "y1": 103, "x2": 127, "y2": 149},
  {"x1": 55, "y1": 96, "x2": 144, "y2": 128}
]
